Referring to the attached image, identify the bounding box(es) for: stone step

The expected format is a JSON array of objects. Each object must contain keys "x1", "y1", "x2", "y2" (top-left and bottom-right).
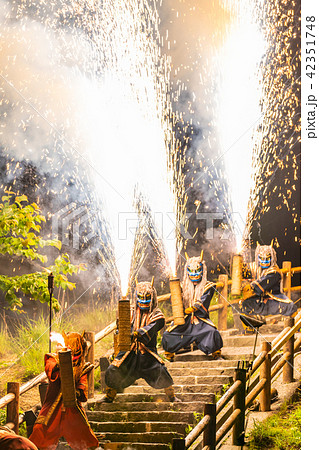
[
  {"x1": 102, "y1": 442, "x2": 170, "y2": 449},
  {"x1": 221, "y1": 347, "x2": 256, "y2": 360},
  {"x1": 94, "y1": 431, "x2": 184, "y2": 444},
  {"x1": 259, "y1": 323, "x2": 285, "y2": 334},
  {"x1": 134, "y1": 374, "x2": 233, "y2": 386},
  {"x1": 124, "y1": 383, "x2": 225, "y2": 395},
  {"x1": 164, "y1": 359, "x2": 238, "y2": 369},
  {"x1": 87, "y1": 410, "x2": 195, "y2": 424},
  {"x1": 94, "y1": 392, "x2": 216, "y2": 403},
  {"x1": 174, "y1": 349, "x2": 253, "y2": 361},
  {"x1": 89, "y1": 400, "x2": 208, "y2": 413},
  {"x1": 57, "y1": 442, "x2": 171, "y2": 450},
  {"x1": 222, "y1": 333, "x2": 278, "y2": 347},
  {"x1": 91, "y1": 420, "x2": 188, "y2": 434},
  {"x1": 165, "y1": 367, "x2": 236, "y2": 377}
]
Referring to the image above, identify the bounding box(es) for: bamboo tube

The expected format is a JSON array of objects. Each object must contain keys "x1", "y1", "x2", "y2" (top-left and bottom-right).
[
  {"x1": 282, "y1": 261, "x2": 292, "y2": 299},
  {"x1": 118, "y1": 299, "x2": 131, "y2": 352},
  {"x1": 169, "y1": 277, "x2": 185, "y2": 326},
  {"x1": 58, "y1": 348, "x2": 77, "y2": 408},
  {"x1": 231, "y1": 254, "x2": 243, "y2": 296},
  {"x1": 113, "y1": 331, "x2": 119, "y2": 356},
  {"x1": 218, "y1": 274, "x2": 228, "y2": 331}
]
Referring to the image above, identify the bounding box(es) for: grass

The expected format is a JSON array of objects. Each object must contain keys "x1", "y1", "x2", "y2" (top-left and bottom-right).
[
  {"x1": 0, "y1": 304, "x2": 116, "y2": 383},
  {"x1": 247, "y1": 398, "x2": 301, "y2": 449},
  {"x1": 0, "y1": 326, "x2": 14, "y2": 358},
  {"x1": 11, "y1": 315, "x2": 72, "y2": 378}
]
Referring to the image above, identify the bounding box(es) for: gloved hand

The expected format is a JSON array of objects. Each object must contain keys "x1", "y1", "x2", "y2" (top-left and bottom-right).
[
  {"x1": 132, "y1": 330, "x2": 140, "y2": 340},
  {"x1": 185, "y1": 306, "x2": 197, "y2": 315},
  {"x1": 242, "y1": 284, "x2": 255, "y2": 300}
]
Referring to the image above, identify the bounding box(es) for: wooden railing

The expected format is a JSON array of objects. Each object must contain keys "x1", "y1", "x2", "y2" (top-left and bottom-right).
[
  {"x1": 0, "y1": 260, "x2": 301, "y2": 436},
  {"x1": 171, "y1": 311, "x2": 301, "y2": 449},
  {"x1": 158, "y1": 261, "x2": 301, "y2": 331},
  {"x1": 0, "y1": 321, "x2": 117, "y2": 432}
]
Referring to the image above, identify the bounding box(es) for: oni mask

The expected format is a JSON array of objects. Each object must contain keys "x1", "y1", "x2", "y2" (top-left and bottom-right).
[
  {"x1": 255, "y1": 241, "x2": 277, "y2": 271},
  {"x1": 135, "y1": 278, "x2": 155, "y2": 312},
  {"x1": 185, "y1": 251, "x2": 204, "y2": 284}
]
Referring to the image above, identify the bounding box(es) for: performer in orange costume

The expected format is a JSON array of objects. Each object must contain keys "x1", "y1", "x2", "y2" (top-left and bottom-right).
[
  {"x1": 0, "y1": 426, "x2": 38, "y2": 449},
  {"x1": 29, "y1": 332, "x2": 99, "y2": 450}
]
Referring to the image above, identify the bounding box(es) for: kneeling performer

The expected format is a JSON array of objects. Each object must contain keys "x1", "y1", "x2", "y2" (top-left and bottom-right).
[
  {"x1": 240, "y1": 242, "x2": 298, "y2": 324},
  {"x1": 103, "y1": 279, "x2": 180, "y2": 403},
  {"x1": 162, "y1": 252, "x2": 223, "y2": 362}
]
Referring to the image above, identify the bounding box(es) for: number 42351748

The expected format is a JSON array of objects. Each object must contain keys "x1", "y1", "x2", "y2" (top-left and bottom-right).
[{"x1": 306, "y1": 16, "x2": 316, "y2": 79}]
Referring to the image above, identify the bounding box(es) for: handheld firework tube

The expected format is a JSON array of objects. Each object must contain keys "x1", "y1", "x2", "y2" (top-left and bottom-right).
[
  {"x1": 231, "y1": 254, "x2": 243, "y2": 297},
  {"x1": 113, "y1": 331, "x2": 119, "y2": 356},
  {"x1": 58, "y1": 348, "x2": 77, "y2": 408},
  {"x1": 169, "y1": 277, "x2": 185, "y2": 326},
  {"x1": 118, "y1": 299, "x2": 131, "y2": 352}
]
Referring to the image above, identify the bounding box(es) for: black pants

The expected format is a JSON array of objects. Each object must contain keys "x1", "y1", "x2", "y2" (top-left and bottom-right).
[
  {"x1": 105, "y1": 350, "x2": 173, "y2": 391},
  {"x1": 162, "y1": 318, "x2": 223, "y2": 355}
]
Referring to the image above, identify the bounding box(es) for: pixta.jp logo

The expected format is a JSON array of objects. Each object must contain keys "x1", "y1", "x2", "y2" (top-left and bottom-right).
[{"x1": 52, "y1": 203, "x2": 96, "y2": 249}]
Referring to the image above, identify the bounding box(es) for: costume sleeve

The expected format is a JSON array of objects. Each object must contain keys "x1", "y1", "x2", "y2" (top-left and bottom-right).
[
  {"x1": 194, "y1": 286, "x2": 214, "y2": 313},
  {"x1": 251, "y1": 270, "x2": 281, "y2": 295},
  {"x1": 137, "y1": 317, "x2": 165, "y2": 345},
  {"x1": 44, "y1": 354, "x2": 60, "y2": 382}
]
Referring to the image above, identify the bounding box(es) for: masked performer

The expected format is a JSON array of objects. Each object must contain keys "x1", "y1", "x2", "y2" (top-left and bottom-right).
[
  {"x1": 29, "y1": 332, "x2": 99, "y2": 450},
  {"x1": 0, "y1": 426, "x2": 38, "y2": 450},
  {"x1": 102, "y1": 279, "x2": 180, "y2": 403},
  {"x1": 162, "y1": 252, "x2": 223, "y2": 362},
  {"x1": 240, "y1": 242, "x2": 298, "y2": 324}
]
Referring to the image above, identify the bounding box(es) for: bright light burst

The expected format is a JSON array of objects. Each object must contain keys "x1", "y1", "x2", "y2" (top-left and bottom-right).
[{"x1": 0, "y1": 0, "x2": 300, "y2": 290}]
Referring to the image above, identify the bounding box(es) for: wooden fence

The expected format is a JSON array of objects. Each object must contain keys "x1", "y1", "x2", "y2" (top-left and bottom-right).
[
  {"x1": 0, "y1": 321, "x2": 117, "y2": 432},
  {"x1": 157, "y1": 261, "x2": 301, "y2": 331},
  {"x1": 171, "y1": 311, "x2": 301, "y2": 449},
  {"x1": 0, "y1": 260, "x2": 300, "y2": 438}
]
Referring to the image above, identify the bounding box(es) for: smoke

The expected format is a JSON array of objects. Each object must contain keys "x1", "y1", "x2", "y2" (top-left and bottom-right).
[
  {"x1": 157, "y1": 0, "x2": 237, "y2": 275},
  {"x1": 0, "y1": 0, "x2": 180, "y2": 297},
  {"x1": 0, "y1": 0, "x2": 120, "y2": 301}
]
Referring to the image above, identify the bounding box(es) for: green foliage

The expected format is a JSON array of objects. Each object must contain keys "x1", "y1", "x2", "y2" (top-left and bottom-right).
[
  {"x1": 0, "y1": 408, "x2": 6, "y2": 425},
  {"x1": 248, "y1": 400, "x2": 301, "y2": 449},
  {"x1": 0, "y1": 191, "x2": 86, "y2": 311}
]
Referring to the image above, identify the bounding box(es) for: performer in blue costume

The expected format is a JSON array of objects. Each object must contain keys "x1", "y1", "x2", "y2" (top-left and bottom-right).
[
  {"x1": 102, "y1": 279, "x2": 180, "y2": 403},
  {"x1": 240, "y1": 242, "x2": 298, "y2": 323},
  {"x1": 162, "y1": 252, "x2": 223, "y2": 362}
]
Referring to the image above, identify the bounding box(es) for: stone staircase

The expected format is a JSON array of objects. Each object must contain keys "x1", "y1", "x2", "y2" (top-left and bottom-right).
[{"x1": 81, "y1": 319, "x2": 285, "y2": 450}]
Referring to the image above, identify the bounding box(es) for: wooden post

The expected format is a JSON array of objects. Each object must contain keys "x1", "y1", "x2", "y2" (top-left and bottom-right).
[
  {"x1": 6, "y1": 382, "x2": 20, "y2": 434},
  {"x1": 232, "y1": 368, "x2": 246, "y2": 446},
  {"x1": 85, "y1": 331, "x2": 95, "y2": 399},
  {"x1": 172, "y1": 438, "x2": 186, "y2": 449},
  {"x1": 282, "y1": 261, "x2": 291, "y2": 299},
  {"x1": 260, "y1": 341, "x2": 271, "y2": 412},
  {"x1": 203, "y1": 401, "x2": 216, "y2": 449},
  {"x1": 283, "y1": 317, "x2": 295, "y2": 383},
  {"x1": 218, "y1": 274, "x2": 228, "y2": 331}
]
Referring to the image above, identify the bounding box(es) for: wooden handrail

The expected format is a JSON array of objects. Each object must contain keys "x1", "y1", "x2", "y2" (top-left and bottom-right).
[
  {"x1": 216, "y1": 380, "x2": 241, "y2": 414},
  {"x1": 0, "y1": 320, "x2": 118, "y2": 411},
  {"x1": 185, "y1": 414, "x2": 211, "y2": 447},
  {"x1": 181, "y1": 313, "x2": 301, "y2": 448},
  {"x1": 216, "y1": 408, "x2": 241, "y2": 445}
]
